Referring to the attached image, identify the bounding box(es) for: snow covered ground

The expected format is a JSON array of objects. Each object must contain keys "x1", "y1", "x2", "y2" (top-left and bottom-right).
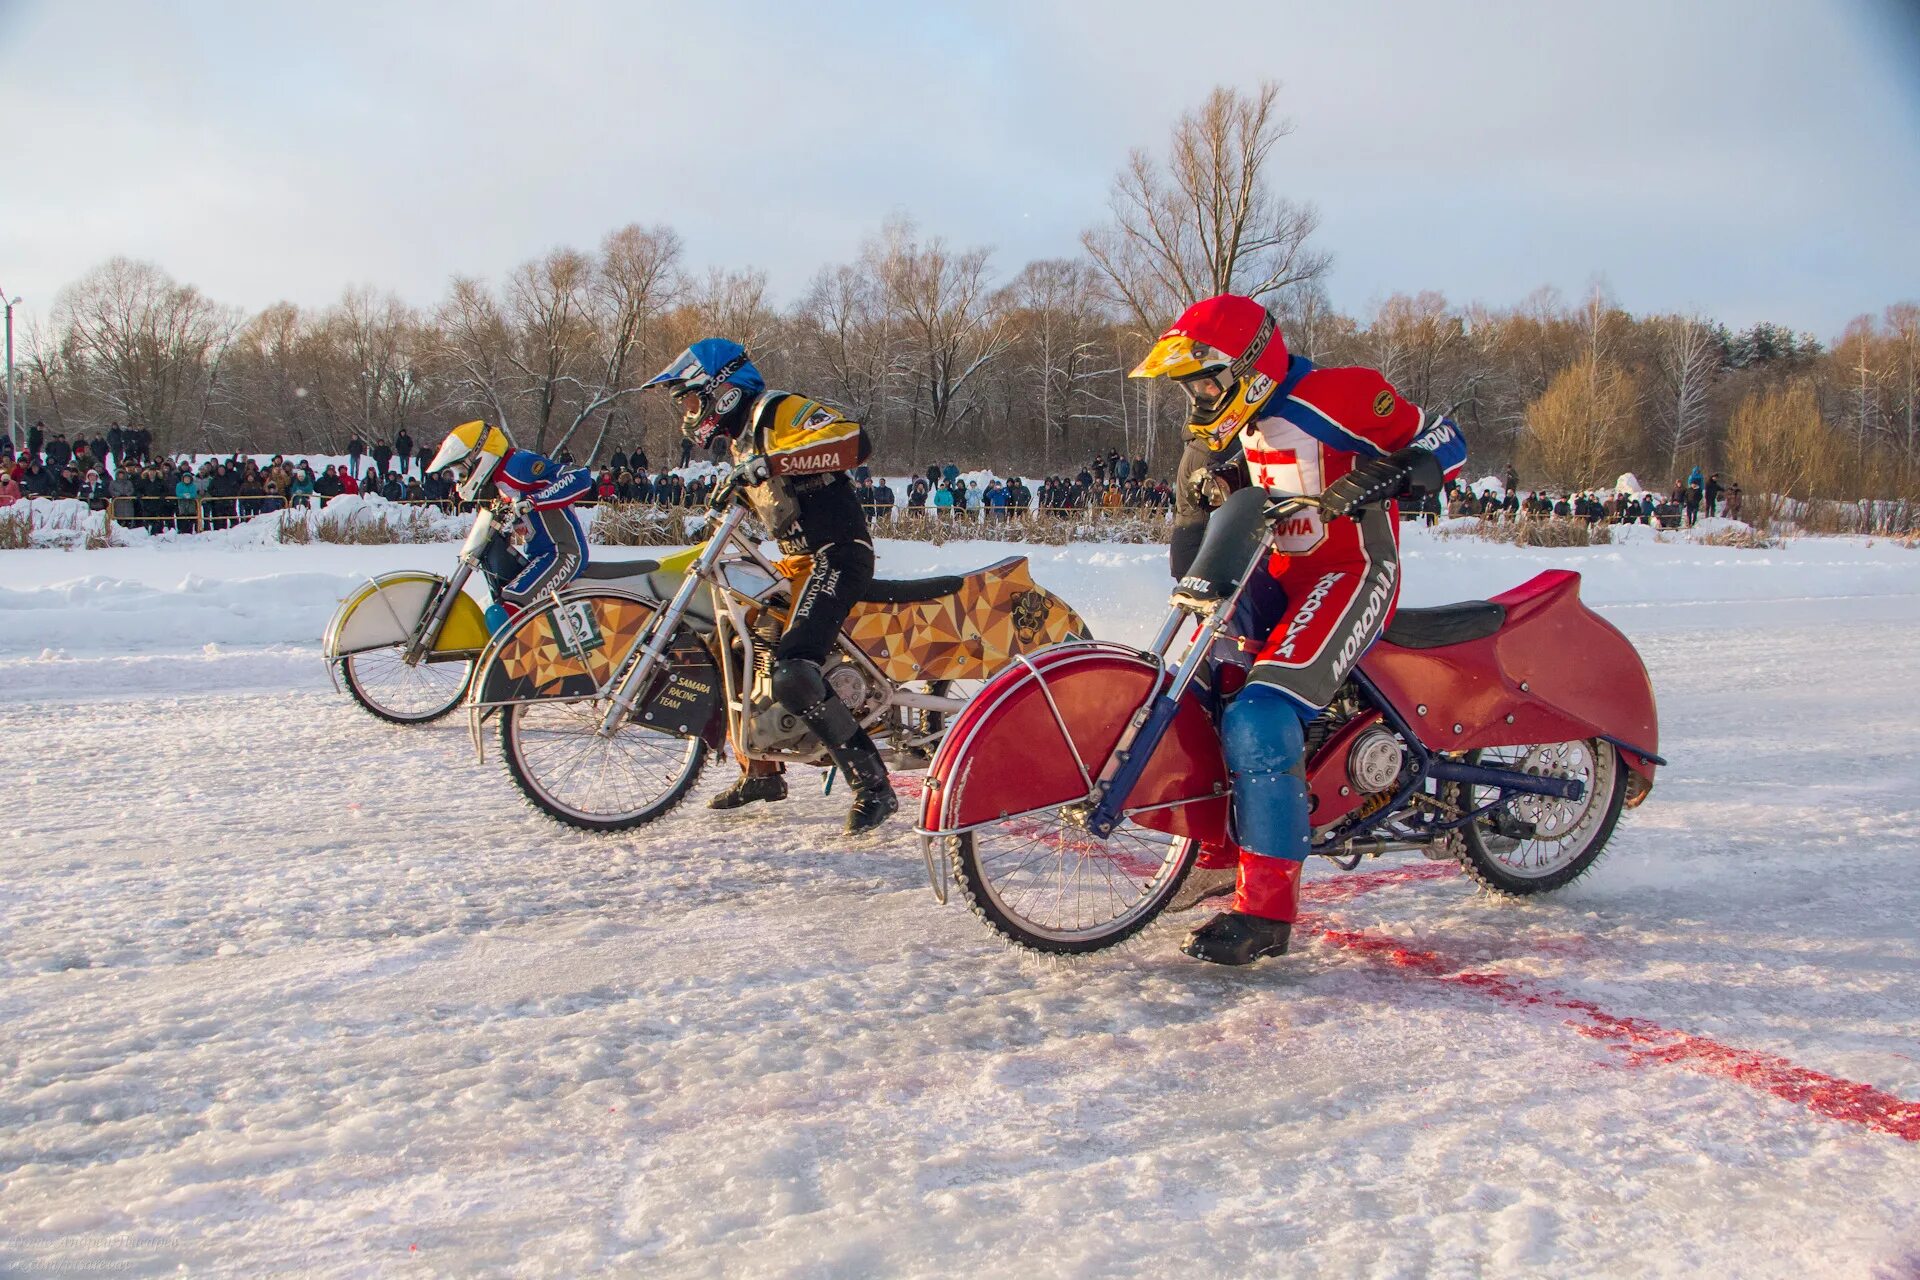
[{"x1": 3, "y1": 529, "x2": 1919, "y2": 1277}]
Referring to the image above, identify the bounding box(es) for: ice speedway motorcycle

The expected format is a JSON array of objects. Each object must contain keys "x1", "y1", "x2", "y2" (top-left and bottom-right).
[
  {"x1": 321, "y1": 500, "x2": 529, "y2": 724},
  {"x1": 460, "y1": 476, "x2": 1090, "y2": 831},
  {"x1": 912, "y1": 487, "x2": 1664, "y2": 954}
]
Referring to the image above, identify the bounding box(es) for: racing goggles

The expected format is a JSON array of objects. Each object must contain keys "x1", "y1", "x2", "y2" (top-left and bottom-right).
[{"x1": 1174, "y1": 366, "x2": 1237, "y2": 420}]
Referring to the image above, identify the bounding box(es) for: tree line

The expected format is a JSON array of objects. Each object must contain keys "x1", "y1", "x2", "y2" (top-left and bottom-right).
[{"x1": 13, "y1": 84, "x2": 1916, "y2": 518}]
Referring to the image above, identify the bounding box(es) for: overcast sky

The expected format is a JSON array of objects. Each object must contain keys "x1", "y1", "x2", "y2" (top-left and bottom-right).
[{"x1": 3, "y1": 0, "x2": 1916, "y2": 341}]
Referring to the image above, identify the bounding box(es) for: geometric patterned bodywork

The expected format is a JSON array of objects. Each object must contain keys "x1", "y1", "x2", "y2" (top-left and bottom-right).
[
  {"x1": 842, "y1": 556, "x2": 1090, "y2": 683},
  {"x1": 472, "y1": 594, "x2": 661, "y2": 705}
]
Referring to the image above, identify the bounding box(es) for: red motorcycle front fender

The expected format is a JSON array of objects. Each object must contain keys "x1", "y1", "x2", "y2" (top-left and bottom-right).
[
  {"x1": 918, "y1": 643, "x2": 1230, "y2": 842},
  {"x1": 1360, "y1": 570, "x2": 1661, "y2": 781}
]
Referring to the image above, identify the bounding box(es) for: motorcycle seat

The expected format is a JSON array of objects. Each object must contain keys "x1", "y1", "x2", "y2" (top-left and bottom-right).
[
  {"x1": 577, "y1": 557, "x2": 663, "y2": 582},
  {"x1": 1383, "y1": 601, "x2": 1507, "y2": 649},
  {"x1": 861, "y1": 575, "x2": 965, "y2": 604}
]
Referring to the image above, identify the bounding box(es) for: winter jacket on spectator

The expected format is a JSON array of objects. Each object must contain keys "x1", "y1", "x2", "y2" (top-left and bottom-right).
[
  {"x1": 339, "y1": 470, "x2": 358, "y2": 496},
  {"x1": 315, "y1": 468, "x2": 342, "y2": 499},
  {"x1": 46, "y1": 435, "x2": 72, "y2": 470},
  {"x1": 290, "y1": 466, "x2": 315, "y2": 504},
  {"x1": 609, "y1": 449, "x2": 628, "y2": 475},
  {"x1": 371, "y1": 443, "x2": 393, "y2": 475},
  {"x1": 175, "y1": 476, "x2": 198, "y2": 514},
  {"x1": 381, "y1": 475, "x2": 404, "y2": 501},
  {"x1": 106, "y1": 426, "x2": 124, "y2": 460},
  {"x1": 28, "y1": 422, "x2": 45, "y2": 454},
  {"x1": 394, "y1": 431, "x2": 414, "y2": 473},
  {"x1": 111, "y1": 471, "x2": 137, "y2": 502},
  {"x1": 631, "y1": 448, "x2": 649, "y2": 473},
  {"x1": 348, "y1": 437, "x2": 365, "y2": 469},
  {"x1": 0, "y1": 472, "x2": 19, "y2": 507},
  {"x1": 136, "y1": 469, "x2": 170, "y2": 519}
]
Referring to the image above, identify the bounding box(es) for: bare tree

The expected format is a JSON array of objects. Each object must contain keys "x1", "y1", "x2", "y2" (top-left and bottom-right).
[
  {"x1": 878, "y1": 220, "x2": 1012, "y2": 466},
  {"x1": 1361, "y1": 292, "x2": 1463, "y2": 408},
  {"x1": 48, "y1": 257, "x2": 239, "y2": 451},
  {"x1": 434, "y1": 275, "x2": 519, "y2": 435},
  {"x1": 570, "y1": 223, "x2": 684, "y2": 462},
  {"x1": 1008, "y1": 258, "x2": 1116, "y2": 470},
  {"x1": 1083, "y1": 82, "x2": 1330, "y2": 330},
  {"x1": 795, "y1": 259, "x2": 893, "y2": 425},
  {"x1": 1648, "y1": 313, "x2": 1718, "y2": 478}
]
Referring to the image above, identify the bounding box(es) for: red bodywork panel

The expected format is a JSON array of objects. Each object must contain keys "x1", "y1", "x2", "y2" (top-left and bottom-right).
[
  {"x1": 1361, "y1": 570, "x2": 1660, "y2": 779},
  {"x1": 920, "y1": 646, "x2": 1230, "y2": 840}
]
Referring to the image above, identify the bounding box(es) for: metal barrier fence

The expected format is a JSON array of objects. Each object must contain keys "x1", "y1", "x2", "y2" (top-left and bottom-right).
[{"x1": 94, "y1": 495, "x2": 1177, "y2": 536}]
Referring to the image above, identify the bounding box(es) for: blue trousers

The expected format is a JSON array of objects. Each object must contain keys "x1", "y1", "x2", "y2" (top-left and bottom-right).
[{"x1": 1221, "y1": 682, "x2": 1314, "y2": 863}]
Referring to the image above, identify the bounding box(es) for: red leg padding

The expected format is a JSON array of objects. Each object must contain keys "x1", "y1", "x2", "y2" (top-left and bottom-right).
[
  {"x1": 1233, "y1": 853, "x2": 1304, "y2": 922},
  {"x1": 1196, "y1": 836, "x2": 1241, "y2": 870}
]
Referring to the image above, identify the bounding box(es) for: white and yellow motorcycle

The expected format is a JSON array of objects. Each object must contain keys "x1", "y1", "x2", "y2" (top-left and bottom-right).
[{"x1": 320, "y1": 502, "x2": 519, "y2": 724}]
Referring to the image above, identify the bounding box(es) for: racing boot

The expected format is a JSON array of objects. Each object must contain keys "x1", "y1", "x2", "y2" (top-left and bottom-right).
[
  {"x1": 1182, "y1": 911, "x2": 1292, "y2": 965},
  {"x1": 771, "y1": 658, "x2": 898, "y2": 834},
  {"x1": 825, "y1": 730, "x2": 899, "y2": 835},
  {"x1": 1183, "y1": 684, "x2": 1310, "y2": 965},
  {"x1": 709, "y1": 764, "x2": 788, "y2": 810}
]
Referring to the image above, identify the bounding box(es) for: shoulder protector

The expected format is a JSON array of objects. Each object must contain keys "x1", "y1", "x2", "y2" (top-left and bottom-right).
[{"x1": 752, "y1": 392, "x2": 868, "y2": 478}]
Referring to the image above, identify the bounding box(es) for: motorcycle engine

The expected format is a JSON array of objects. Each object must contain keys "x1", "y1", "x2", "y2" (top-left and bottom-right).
[
  {"x1": 746, "y1": 654, "x2": 886, "y2": 753},
  {"x1": 1346, "y1": 726, "x2": 1406, "y2": 794}
]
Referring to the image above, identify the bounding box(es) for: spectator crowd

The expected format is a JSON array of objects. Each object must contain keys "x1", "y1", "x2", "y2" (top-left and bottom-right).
[
  {"x1": 1436, "y1": 464, "x2": 1742, "y2": 529},
  {"x1": 3, "y1": 421, "x2": 1750, "y2": 542}
]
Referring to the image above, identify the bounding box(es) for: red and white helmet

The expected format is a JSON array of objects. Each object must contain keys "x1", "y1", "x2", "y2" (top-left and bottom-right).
[{"x1": 1129, "y1": 295, "x2": 1291, "y2": 451}]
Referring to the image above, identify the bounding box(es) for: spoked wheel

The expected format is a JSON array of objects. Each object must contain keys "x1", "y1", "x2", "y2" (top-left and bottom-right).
[
  {"x1": 921, "y1": 678, "x2": 986, "y2": 734},
  {"x1": 950, "y1": 807, "x2": 1200, "y2": 953},
  {"x1": 499, "y1": 699, "x2": 705, "y2": 831},
  {"x1": 337, "y1": 649, "x2": 473, "y2": 725},
  {"x1": 1452, "y1": 738, "x2": 1626, "y2": 894}
]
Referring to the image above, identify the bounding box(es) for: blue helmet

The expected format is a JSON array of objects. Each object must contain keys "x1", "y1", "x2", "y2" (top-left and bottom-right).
[{"x1": 645, "y1": 339, "x2": 767, "y2": 449}]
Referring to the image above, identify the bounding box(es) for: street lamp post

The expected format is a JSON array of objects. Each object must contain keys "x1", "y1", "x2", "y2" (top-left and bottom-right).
[{"x1": 1, "y1": 288, "x2": 18, "y2": 452}]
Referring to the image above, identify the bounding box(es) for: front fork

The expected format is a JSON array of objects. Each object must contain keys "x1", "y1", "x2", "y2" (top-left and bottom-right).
[
  {"x1": 402, "y1": 558, "x2": 476, "y2": 664},
  {"x1": 595, "y1": 504, "x2": 749, "y2": 737}
]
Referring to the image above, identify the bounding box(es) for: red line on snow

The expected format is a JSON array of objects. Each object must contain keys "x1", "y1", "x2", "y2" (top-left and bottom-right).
[{"x1": 1296, "y1": 865, "x2": 1920, "y2": 1143}]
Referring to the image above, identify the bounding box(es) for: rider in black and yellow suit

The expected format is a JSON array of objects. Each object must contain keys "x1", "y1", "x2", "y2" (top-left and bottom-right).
[{"x1": 645, "y1": 339, "x2": 898, "y2": 834}]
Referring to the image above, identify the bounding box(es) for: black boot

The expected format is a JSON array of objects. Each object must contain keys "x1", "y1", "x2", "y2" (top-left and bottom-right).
[
  {"x1": 709, "y1": 769, "x2": 788, "y2": 810},
  {"x1": 1181, "y1": 911, "x2": 1293, "y2": 966},
  {"x1": 771, "y1": 659, "x2": 898, "y2": 835},
  {"x1": 827, "y1": 732, "x2": 898, "y2": 834}
]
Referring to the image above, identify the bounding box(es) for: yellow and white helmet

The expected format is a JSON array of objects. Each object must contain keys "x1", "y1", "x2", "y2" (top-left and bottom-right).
[{"x1": 426, "y1": 420, "x2": 511, "y2": 503}]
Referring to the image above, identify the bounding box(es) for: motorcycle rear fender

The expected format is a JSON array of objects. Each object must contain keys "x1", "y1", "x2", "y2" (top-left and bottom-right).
[
  {"x1": 1359, "y1": 570, "x2": 1661, "y2": 781},
  {"x1": 323, "y1": 572, "x2": 488, "y2": 660},
  {"x1": 918, "y1": 643, "x2": 1229, "y2": 842}
]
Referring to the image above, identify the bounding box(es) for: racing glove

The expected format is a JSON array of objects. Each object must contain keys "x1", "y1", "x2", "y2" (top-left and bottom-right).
[
  {"x1": 1319, "y1": 447, "x2": 1443, "y2": 520},
  {"x1": 1184, "y1": 460, "x2": 1244, "y2": 511}
]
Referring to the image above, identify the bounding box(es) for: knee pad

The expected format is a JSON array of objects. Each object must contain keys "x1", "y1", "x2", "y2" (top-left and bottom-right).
[
  {"x1": 771, "y1": 658, "x2": 858, "y2": 746},
  {"x1": 1222, "y1": 684, "x2": 1313, "y2": 861},
  {"x1": 1222, "y1": 683, "x2": 1309, "y2": 779}
]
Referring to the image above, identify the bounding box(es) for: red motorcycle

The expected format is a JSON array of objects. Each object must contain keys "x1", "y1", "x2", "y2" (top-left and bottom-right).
[{"x1": 913, "y1": 490, "x2": 1663, "y2": 953}]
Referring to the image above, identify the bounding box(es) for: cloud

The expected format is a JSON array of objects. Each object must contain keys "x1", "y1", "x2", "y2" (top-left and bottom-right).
[{"x1": 1, "y1": 0, "x2": 1914, "y2": 340}]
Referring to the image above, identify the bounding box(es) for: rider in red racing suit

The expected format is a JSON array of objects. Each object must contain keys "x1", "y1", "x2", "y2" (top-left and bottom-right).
[{"x1": 1131, "y1": 294, "x2": 1466, "y2": 965}]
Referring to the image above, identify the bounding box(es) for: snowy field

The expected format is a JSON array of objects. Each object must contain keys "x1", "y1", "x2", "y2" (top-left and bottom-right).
[{"x1": 3, "y1": 528, "x2": 1919, "y2": 1277}]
